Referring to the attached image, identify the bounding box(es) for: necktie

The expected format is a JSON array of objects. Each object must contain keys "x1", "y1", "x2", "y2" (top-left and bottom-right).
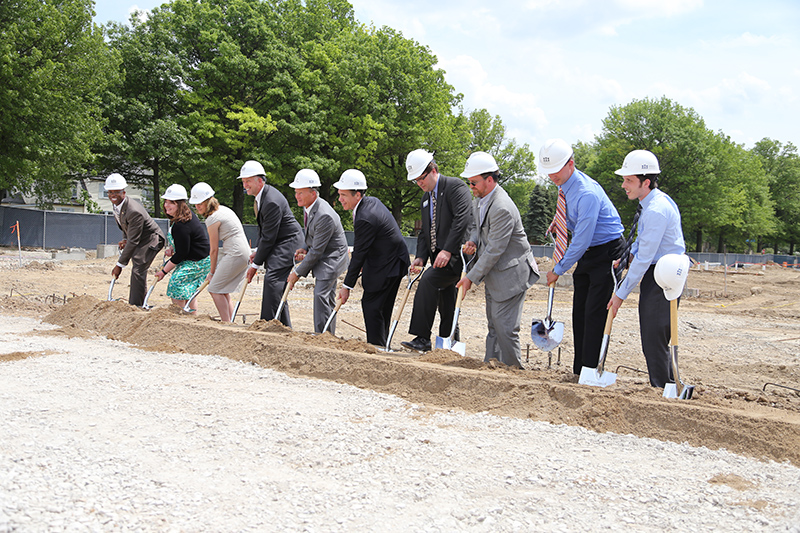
[
  {"x1": 304, "y1": 210, "x2": 308, "y2": 227},
  {"x1": 430, "y1": 191, "x2": 437, "y2": 251},
  {"x1": 552, "y1": 188, "x2": 568, "y2": 264},
  {"x1": 615, "y1": 203, "x2": 642, "y2": 278},
  {"x1": 253, "y1": 201, "x2": 258, "y2": 218}
]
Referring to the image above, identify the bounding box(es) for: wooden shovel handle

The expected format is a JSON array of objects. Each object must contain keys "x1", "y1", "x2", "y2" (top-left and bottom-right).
[
  {"x1": 603, "y1": 307, "x2": 615, "y2": 336},
  {"x1": 670, "y1": 298, "x2": 678, "y2": 346}
]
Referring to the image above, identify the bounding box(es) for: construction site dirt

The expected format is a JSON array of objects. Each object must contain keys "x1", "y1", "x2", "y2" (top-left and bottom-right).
[{"x1": 2, "y1": 249, "x2": 799, "y2": 467}]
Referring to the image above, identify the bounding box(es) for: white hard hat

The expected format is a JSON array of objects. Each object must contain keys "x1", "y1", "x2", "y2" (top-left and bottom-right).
[
  {"x1": 615, "y1": 150, "x2": 660, "y2": 176},
  {"x1": 654, "y1": 254, "x2": 691, "y2": 301},
  {"x1": 333, "y1": 169, "x2": 368, "y2": 190},
  {"x1": 161, "y1": 183, "x2": 188, "y2": 201},
  {"x1": 237, "y1": 160, "x2": 266, "y2": 180},
  {"x1": 460, "y1": 151, "x2": 499, "y2": 178},
  {"x1": 406, "y1": 149, "x2": 434, "y2": 181},
  {"x1": 189, "y1": 182, "x2": 215, "y2": 204},
  {"x1": 539, "y1": 139, "x2": 574, "y2": 174},
  {"x1": 289, "y1": 169, "x2": 322, "y2": 189},
  {"x1": 104, "y1": 173, "x2": 127, "y2": 191}
]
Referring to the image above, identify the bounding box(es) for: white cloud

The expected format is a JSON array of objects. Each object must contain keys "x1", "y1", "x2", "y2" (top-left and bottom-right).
[
  {"x1": 704, "y1": 31, "x2": 791, "y2": 49},
  {"x1": 614, "y1": 0, "x2": 703, "y2": 17}
]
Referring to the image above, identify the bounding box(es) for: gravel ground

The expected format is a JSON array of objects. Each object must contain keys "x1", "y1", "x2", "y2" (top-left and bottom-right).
[{"x1": 1, "y1": 316, "x2": 799, "y2": 532}]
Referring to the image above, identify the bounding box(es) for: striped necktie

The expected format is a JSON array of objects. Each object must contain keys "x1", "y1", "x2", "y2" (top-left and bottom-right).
[
  {"x1": 552, "y1": 188, "x2": 568, "y2": 263},
  {"x1": 430, "y1": 191, "x2": 437, "y2": 251}
]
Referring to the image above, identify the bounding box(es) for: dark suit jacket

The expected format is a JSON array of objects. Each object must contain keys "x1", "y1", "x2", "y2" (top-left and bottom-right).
[
  {"x1": 415, "y1": 174, "x2": 473, "y2": 267},
  {"x1": 253, "y1": 184, "x2": 304, "y2": 270},
  {"x1": 116, "y1": 197, "x2": 164, "y2": 266},
  {"x1": 295, "y1": 198, "x2": 348, "y2": 280},
  {"x1": 343, "y1": 196, "x2": 410, "y2": 293}
]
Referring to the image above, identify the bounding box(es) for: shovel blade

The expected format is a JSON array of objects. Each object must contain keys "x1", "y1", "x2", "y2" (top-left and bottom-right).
[
  {"x1": 531, "y1": 321, "x2": 564, "y2": 352},
  {"x1": 434, "y1": 337, "x2": 466, "y2": 356},
  {"x1": 663, "y1": 382, "x2": 695, "y2": 400},
  {"x1": 578, "y1": 366, "x2": 617, "y2": 387}
]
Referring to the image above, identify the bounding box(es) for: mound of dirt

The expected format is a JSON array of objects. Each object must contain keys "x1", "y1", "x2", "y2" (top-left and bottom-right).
[{"x1": 40, "y1": 295, "x2": 800, "y2": 467}]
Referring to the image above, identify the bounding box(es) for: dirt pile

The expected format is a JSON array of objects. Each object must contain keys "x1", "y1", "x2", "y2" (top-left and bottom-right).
[{"x1": 41, "y1": 294, "x2": 800, "y2": 466}]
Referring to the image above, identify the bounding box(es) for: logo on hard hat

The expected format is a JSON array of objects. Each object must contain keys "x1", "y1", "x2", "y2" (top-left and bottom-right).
[{"x1": 542, "y1": 157, "x2": 550, "y2": 163}]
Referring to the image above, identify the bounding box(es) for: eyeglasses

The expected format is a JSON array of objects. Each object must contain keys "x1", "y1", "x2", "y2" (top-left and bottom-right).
[
  {"x1": 468, "y1": 176, "x2": 485, "y2": 186},
  {"x1": 413, "y1": 171, "x2": 430, "y2": 184}
]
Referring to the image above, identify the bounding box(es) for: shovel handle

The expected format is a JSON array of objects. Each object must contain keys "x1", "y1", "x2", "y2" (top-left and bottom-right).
[
  {"x1": 669, "y1": 298, "x2": 678, "y2": 346},
  {"x1": 391, "y1": 282, "x2": 413, "y2": 322},
  {"x1": 603, "y1": 307, "x2": 615, "y2": 335},
  {"x1": 454, "y1": 271, "x2": 467, "y2": 311}
]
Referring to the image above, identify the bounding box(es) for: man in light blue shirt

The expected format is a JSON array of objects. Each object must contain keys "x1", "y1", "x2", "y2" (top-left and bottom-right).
[
  {"x1": 540, "y1": 139, "x2": 624, "y2": 376},
  {"x1": 608, "y1": 150, "x2": 686, "y2": 387}
]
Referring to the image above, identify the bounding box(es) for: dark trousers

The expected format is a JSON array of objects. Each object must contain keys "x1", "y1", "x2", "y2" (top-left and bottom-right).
[
  {"x1": 571, "y1": 237, "x2": 624, "y2": 374},
  {"x1": 129, "y1": 236, "x2": 164, "y2": 307},
  {"x1": 408, "y1": 263, "x2": 460, "y2": 340},
  {"x1": 362, "y1": 274, "x2": 403, "y2": 347},
  {"x1": 639, "y1": 265, "x2": 676, "y2": 387},
  {"x1": 260, "y1": 263, "x2": 293, "y2": 326}
]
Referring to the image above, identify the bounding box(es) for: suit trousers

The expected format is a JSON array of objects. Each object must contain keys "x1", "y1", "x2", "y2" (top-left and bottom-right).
[
  {"x1": 362, "y1": 274, "x2": 403, "y2": 347},
  {"x1": 408, "y1": 263, "x2": 459, "y2": 340},
  {"x1": 639, "y1": 265, "x2": 675, "y2": 387},
  {"x1": 128, "y1": 237, "x2": 164, "y2": 307},
  {"x1": 483, "y1": 288, "x2": 526, "y2": 368},
  {"x1": 313, "y1": 276, "x2": 339, "y2": 334},
  {"x1": 571, "y1": 237, "x2": 624, "y2": 375},
  {"x1": 261, "y1": 264, "x2": 293, "y2": 327}
]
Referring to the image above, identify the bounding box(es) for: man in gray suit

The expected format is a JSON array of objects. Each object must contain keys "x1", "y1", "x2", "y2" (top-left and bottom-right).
[
  {"x1": 286, "y1": 169, "x2": 349, "y2": 333},
  {"x1": 241, "y1": 160, "x2": 305, "y2": 326},
  {"x1": 106, "y1": 173, "x2": 165, "y2": 307},
  {"x1": 457, "y1": 152, "x2": 540, "y2": 368}
]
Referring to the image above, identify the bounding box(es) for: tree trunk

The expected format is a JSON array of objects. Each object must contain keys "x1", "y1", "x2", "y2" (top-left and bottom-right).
[
  {"x1": 152, "y1": 160, "x2": 161, "y2": 218},
  {"x1": 232, "y1": 182, "x2": 244, "y2": 221},
  {"x1": 695, "y1": 229, "x2": 702, "y2": 253},
  {"x1": 717, "y1": 232, "x2": 725, "y2": 253}
]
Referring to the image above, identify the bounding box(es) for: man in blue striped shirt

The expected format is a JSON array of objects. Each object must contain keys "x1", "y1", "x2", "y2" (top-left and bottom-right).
[
  {"x1": 608, "y1": 150, "x2": 686, "y2": 387},
  {"x1": 540, "y1": 139, "x2": 625, "y2": 376}
]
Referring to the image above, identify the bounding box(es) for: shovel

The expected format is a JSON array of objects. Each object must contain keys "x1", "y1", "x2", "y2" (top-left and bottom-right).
[
  {"x1": 530, "y1": 282, "x2": 564, "y2": 352},
  {"x1": 182, "y1": 278, "x2": 210, "y2": 313},
  {"x1": 321, "y1": 295, "x2": 343, "y2": 334},
  {"x1": 107, "y1": 277, "x2": 116, "y2": 301},
  {"x1": 143, "y1": 256, "x2": 169, "y2": 309},
  {"x1": 274, "y1": 282, "x2": 291, "y2": 322},
  {"x1": 381, "y1": 267, "x2": 426, "y2": 352},
  {"x1": 663, "y1": 298, "x2": 695, "y2": 399},
  {"x1": 230, "y1": 276, "x2": 249, "y2": 322},
  {"x1": 435, "y1": 248, "x2": 474, "y2": 356},
  {"x1": 579, "y1": 263, "x2": 624, "y2": 387}
]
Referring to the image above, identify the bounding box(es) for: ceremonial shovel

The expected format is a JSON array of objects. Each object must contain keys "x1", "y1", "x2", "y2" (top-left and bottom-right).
[
  {"x1": 435, "y1": 248, "x2": 474, "y2": 355},
  {"x1": 230, "y1": 277, "x2": 249, "y2": 322},
  {"x1": 658, "y1": 254, "x2": 694, "y2": 400},
  {"x1": 382, "y1": 267, "x2": 426, "y2": 352},
  {"x1": 183, "y1": 279, "x2": 210, "y2": 313},
  {"x1": 530, "y1": 282, "x2": 564, "y2": 352},
  {"x1": 107, "y1": 278, "x2": 116, "y2": 301},
  {"x1": 578, "y1": 264, "x2": 624, "y2": 387}
]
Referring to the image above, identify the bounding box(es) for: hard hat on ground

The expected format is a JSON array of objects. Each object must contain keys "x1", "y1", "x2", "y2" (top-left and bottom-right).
[
  {"x1": 161, "y1": 184, "x2": 188, "y2": 201},
  {"x1": 237, "y1": 160, "x2": 266, "y2": 180},
  {"x1": 615, "y1": 150, "x2": 660, "y2": 176},
  {"x1": 406, "y1": 149, "x2": 435, "y2": 181},
  {"x1": 654, "y1": 254, "x2": 691, "y2": 301},
  {"x1": 189, "y1": 182, "x2": 215, "y2": 204},
  {"x1": 104, "y1": 173, "x2": 127, "y2": 191},
  {"x1": 290, "y1": 169, "x2": 322, "y2": 189},
  {"x1": 460, "y1": 152, "x2": 499, "y2": 178},
  {"x1": 333, "y1": 169, "x2": 368, "y2": 190},
  {"x1": 539, "y1": 139, "x2": 574, "y2": 174}
]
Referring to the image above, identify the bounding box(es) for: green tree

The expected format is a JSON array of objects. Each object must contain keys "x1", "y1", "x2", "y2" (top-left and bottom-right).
[
  {"x1": 523, "y1": 184, "x2": 556, "y2": 244},
  {"x1": 0, "y1": 0, "x2": 118, "y2": 206},
  {"x1": 752, "y1": 138, "x2": 800, "y2": 254}
]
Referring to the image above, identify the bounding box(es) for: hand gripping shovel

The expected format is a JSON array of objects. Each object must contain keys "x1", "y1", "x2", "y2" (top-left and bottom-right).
[
  {"x1": 435, "y1": 249, "x2": 474, "y2": 355},
  {"x1": 656, "y1": 254, "x2": 694, "y2": 400},
  {"x1": 382, "y1": 267, "x2": 426, "y2": 352},
  {"x1": 182, "y1": 278, "x2": 210, "y2": 313},
  {"x1": 530, "y1": 282, "x2": 564, "y2": 352},
  {"x1": 579, "y1": 263, "x2": 623, "y2": 387}
]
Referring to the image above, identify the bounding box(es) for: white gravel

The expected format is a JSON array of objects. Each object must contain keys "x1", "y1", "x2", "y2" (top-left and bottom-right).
[{"x1": 1, "y1": 316, "x2": 799, "y2": 532}]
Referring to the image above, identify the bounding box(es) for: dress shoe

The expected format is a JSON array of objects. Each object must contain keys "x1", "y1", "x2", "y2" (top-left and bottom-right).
[{"x1": 401, "y1": 336, "x2": 431, "y2": 352}]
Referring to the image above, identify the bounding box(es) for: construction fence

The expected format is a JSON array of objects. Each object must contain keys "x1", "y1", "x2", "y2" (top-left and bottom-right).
[{"x1": 1, "y1": 205, "x2": 797, "y2": 266}]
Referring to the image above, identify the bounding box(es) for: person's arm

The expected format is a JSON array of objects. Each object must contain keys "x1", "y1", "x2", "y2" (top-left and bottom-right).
[
  {"x1": 465, "y1": 206, "x2": 514, "y2": 285},
  {"x1": 205, "y1": 221, "x2": 221, "y2": 280},
  {"x1": 294, "y1": 211, "x2": 334, "y2": 278},
  {"x1": 616, "y1": 209, "x2": 668, "y2": 300}
]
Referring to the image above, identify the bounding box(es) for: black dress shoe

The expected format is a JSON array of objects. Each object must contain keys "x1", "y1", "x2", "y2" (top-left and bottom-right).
[{"x1": 401, "y1": 336, "x2": 432, "y2": 352}]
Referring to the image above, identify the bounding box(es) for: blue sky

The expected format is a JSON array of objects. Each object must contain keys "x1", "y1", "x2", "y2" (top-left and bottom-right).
[{"x1": 93, "y1": 0, "x2": 800, "y2": 155}]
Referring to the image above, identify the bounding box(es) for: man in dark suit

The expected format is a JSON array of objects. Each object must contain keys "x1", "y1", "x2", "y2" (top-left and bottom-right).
[
  {"x1": 286, "y1": 169, "x2": 349, "y2": 333},
  {"x1": 335, "y1": 169, "x2": 410, "y2": 347},
  {"x1": 401, "y1": 149, "x2": 473, "y2": 352},
  {"x1": 240, "y1": 160, "x2": 304, "y2": 326},
  {"x1": 106, "y1": 173, "x2": 165, "y2": 307}
]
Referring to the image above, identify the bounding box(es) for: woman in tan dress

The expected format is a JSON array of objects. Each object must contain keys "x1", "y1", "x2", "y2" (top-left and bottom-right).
[{"x1": 189, "y1": 183, "x2": 251, "y2": 322}]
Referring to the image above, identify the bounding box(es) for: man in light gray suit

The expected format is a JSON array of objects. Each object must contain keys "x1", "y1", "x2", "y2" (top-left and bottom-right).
[
  {"x1": 456, "y1": 152, "x2": 540, "y2": 368},
  {"x1": 287, "y1": 169, "x2": 349, "y2": 333}
]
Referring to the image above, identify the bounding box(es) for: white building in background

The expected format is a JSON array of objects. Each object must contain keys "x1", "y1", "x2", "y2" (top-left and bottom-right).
[{"x1": 1, "y1": 178, "x2": 153, "y2": 214}]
